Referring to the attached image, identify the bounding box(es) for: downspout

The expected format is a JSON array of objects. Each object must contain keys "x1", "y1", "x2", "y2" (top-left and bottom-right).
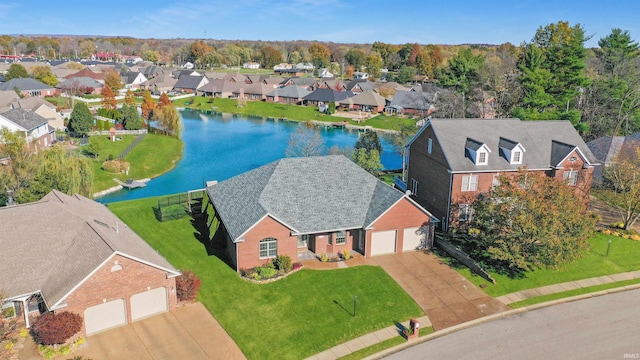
[{"x1": 445, "y1": 171, "x2": 453, "y2": 232}]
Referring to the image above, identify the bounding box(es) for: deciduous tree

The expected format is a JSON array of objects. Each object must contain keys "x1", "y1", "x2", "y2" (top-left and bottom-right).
[
  {"x1": 352, "y1": 148, "x2": 382, "y2": 175},
  {"x1": 101, "y1": 84, "x2": 117, "y2": 110},
  {"x1": 470, "y1": 170, "x2": 596, "y2": 272},
  {"x1": 259, "y1": 45, "x2": 282, "y2": 68},
  {"x1": 308, "y1": 43, "x2": 331, "y2": 69},
  {"x1": 124, "y1": 89, "x2": 136, "y2": 106},
  {"x1": 156, "y1": 103, "x2": 181, "y2": 136},
  {"x1": 31, "y1": 65, "x2": 58, "y2": 86},
  {"x1": 599, "y1": 141, "x2": 640, "y2": 229},
  {"x1": 5, "y1": 63, "x2": 28, "y2": 80},
  {"x1": 141, "y1": 90, "x2": 156, "y2": 120},
  {"x1": 285, "y1": 122, "x2": 325, "y2": 157},
  {"x1": 103, "y1": 68, "x2": 122, "y2": 92}
]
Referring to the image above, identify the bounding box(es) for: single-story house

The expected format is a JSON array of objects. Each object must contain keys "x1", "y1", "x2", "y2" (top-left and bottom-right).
[
  {"x1": 385, "y1": 90, "x2": 434, "y2": 116},
  {"x1": 197, "y1": 79, "x2": 243, "y2": 98},
  {"x1": 139, "y1": 72, "x2": 178, "y2": 94},
  {"x1": 265, "y1": 86, "x2": 311, "y2": 104},
  {"x1": 173, "y1": 74, "x2": 209, "y2": 93},
  {"x1": 0, "y1": 190, "x2": 181, "y2": 336},
  {"x1": 302, "y1": 88, "x2": 354, "y2": 106},
  {"x1": 337, "y1": 90, "x2": 387, "y2": 113},
  {"x1": 56, "y1": 76, "x2": 104, "y2": 95},
  {"x1": 205, "y1": 155, "x2": 437, "y2": 272},
  {"x1": 0, "y1": 78, "x2": 56, "y2": 97},
  {"x1": 0, "y1": 108, "x2": 55, "y2": 149}
]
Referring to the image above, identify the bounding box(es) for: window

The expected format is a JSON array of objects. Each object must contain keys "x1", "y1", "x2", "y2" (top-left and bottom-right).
[
  {"x1": 297, "y1": 234, "x2": 309, "y2": 248},
  {"x1": 512, "y1": 150, "x2": 521, "y2": 164},
  {"x1": 335, "y1": 231, "x2": 346, "y2": 245},
  {"x1": 477, "y1": 151, "x2": 487, "y2": 165},
  {"x1": 563, "y1": 170, "x2": 579, "y2": 186},
  {"x1": 459, "y1": 204, "x2": 473, "y2": 222},
  {"x1": 492, "y1": 174, "x2": 501, "y2": 188},
  {"x1": 461, "y1": 175, "x2": 478, "y2": 191},
  {"x1": 427, "y1": 138, "x2": 433, "y2": 154},
  {"x1": 410, "y1": 178, "x2": 419, "y2": 196},
  {"x1": 259, "y1": 238, "x2": 277, "y2": 259}
]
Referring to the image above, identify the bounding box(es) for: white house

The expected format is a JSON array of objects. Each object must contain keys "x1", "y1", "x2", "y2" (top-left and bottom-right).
[
  {"x1": 0, "y1": 108, "x2": 55, "y2": 149},
  {"x1": 243, "y1": 62, "x2": 260, "y2": 69}
]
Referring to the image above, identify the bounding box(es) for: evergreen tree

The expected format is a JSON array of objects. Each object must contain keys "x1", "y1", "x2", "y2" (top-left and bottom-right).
[
  {"x1": 121, "y1": 104, "x2": 143, "y2": 130},
  {"x1": 68, "y1": 102, "x2": 93, "y2": 136}
]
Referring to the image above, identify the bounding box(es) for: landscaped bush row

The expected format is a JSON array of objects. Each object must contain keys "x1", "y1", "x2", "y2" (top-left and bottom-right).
[
  {"x1": 598, "y1": 224, "x2": 640, "y2": 240},
  {"x1": 241, "y1": 255, "x2": 302, "y2": 281},
  {"x1": 102, "y1": 160, "x2": 129, "y2": 173}
]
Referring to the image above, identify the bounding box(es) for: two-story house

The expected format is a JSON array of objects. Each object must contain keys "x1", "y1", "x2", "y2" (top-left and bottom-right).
[
  {"x1": 403, "y1": 118, "x2": 599, "y2": 231},
  {"x1": 0, "y1": 108, "x2": 55, "y2": 149}
]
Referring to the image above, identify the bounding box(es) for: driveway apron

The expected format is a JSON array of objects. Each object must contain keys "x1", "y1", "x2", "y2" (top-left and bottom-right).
[{"x1": 369, "y1": 252, "x2": 508, "y2": 330}]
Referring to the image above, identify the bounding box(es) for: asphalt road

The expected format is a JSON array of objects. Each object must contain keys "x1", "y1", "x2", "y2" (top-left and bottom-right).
[{"x1": 384, "y1": 288, "x2": 640, "y2": 360}]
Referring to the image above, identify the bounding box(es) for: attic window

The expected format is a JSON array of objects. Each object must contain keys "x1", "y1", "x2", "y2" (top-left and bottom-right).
[
  {"x1": 477, "y1": 151, "x2": 487, "y2": 165},
  {"x1": 513, "y1": 150, "x2": 522, "y2": 163}
]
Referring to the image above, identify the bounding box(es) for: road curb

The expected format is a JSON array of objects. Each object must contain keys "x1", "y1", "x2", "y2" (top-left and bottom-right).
[{"x1": 364, "y1": 283, "x2": 640, "y2": 360}]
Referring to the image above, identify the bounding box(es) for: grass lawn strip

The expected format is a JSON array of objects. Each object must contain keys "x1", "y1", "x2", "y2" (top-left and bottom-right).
[
  {"x1": 508, "y1": 278, "x2": 640, "y2": 308},
  {"x1": 108, "y1": 197, "x2": 423, "y2": 360},
  {"x1": 173, "y1": 96, "x2": 417, "y2": 131},
  {"x1": 452, "y1": 233, "x2": 640, "y2": 297}
]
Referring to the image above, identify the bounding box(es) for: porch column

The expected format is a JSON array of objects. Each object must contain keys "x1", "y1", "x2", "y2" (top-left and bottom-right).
[{"x1": 21, "y1": 298, "x2": 30, "y2": 328}]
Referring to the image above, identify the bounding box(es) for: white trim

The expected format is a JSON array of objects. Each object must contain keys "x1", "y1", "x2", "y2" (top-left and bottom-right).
[{"x1": 553, "y1": 146, "x2": 593, "y2": 167}]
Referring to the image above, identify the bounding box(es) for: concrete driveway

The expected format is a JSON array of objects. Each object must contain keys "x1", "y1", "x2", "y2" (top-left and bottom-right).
[
  {"x1": 368, "y1": 251, "x2": 508, "y2": 330},
  {"x1": 73, "y1": 302, "x2": 246, "y2": 360}
]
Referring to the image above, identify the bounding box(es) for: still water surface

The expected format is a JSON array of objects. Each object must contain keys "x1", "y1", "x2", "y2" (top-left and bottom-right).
[{"x1": 98, "y1": 110, "x2": 402, "y2": 203}]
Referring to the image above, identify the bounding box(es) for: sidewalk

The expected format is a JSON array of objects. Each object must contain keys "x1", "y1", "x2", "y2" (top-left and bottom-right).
[
  {"x1": 304, "y1": 315, "x2": 432, "y2": 360},
  {"x1": 496, "y1": 269, "x2": 640, "y2": 305}
]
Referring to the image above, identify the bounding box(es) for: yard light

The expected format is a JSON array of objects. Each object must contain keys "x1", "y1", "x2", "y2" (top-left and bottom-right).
[
  {"x1": 353, "y1": 295, "x2": 357, "y2": 317},
  {"x1": 606, "y1": 238, "x2": 612, "y2": 257}
]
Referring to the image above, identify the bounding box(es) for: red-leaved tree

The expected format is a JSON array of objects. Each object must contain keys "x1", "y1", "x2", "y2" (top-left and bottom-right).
[
  {"x1": 175, "y1": 270, "x2": 201, "y2": 302},
  {"x1": 31, "y1": 312, "x2": 83, "y2": 345}
]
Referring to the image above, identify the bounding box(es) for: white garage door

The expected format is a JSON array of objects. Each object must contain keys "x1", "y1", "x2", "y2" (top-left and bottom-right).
[
  {"x1": 403, "y1": 227, "x2": 422, "y2": 251},
  {"x1": 84, "y1": 299, "x2": 126, "y2": 335},
  {"x1": 130, "y1": 287, "x2": 168, "y2": 321},
  {"x1": 371, "y1": 230, "x2": 397, "y2": 256}
]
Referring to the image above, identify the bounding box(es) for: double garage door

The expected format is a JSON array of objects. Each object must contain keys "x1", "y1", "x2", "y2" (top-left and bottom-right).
[
  {"x1": 84, "y1": 287, "x2": 168, "y2": 335},
  {"x1": 370, "y1": 227, "x2": 423, "y2": 256}
]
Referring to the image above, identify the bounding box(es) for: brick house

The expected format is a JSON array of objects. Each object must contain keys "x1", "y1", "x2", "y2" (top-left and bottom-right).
[
  {"x1": 0, "y1": 190, "x2": 180, "y2": 336},
  {"x1": 402, "y1": 118, "x2": 599, "y2": 231},
  {"x1": 205, "y1": 155, "x2": 437, "y2": 272}
]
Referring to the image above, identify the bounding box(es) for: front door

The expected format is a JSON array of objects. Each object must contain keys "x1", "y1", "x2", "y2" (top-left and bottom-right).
[
  {"x1": 297, "y1": 234, "x2": 308, "y2": 249},
  {"x1": 357, "y1": 230, "x2": 365, "y2": 254}
]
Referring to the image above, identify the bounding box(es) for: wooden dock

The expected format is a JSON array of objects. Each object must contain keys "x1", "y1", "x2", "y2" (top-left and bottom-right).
[{"x1": 113, "y1": 178, "x2": 147, "y2": 189}]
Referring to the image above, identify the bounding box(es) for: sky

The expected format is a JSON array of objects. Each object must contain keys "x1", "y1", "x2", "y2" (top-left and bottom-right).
[{"x1": 1, "y1": 0, "x2": 639, "y2": 47}]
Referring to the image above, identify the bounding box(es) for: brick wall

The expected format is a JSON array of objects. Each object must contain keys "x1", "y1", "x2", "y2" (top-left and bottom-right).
[
  {"x1": 366, "y1": 197, "x2": 432, "y2": 256},
  {"x1": 237, "y1": 215, "x2": 297, "y2": 271},
  {"x1": 62, "y1": 254, "x2": 177, "y2": 337}
]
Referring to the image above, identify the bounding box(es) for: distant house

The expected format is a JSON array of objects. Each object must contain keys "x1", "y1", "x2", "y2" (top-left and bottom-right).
[
  {"x1": 385, "y1": 90, "x2": 434, "y2": 117},
  {"x1": 346, "y1": 79, "x2": 376, "y2": 93},
  {"x1": 64, "y1": 68, "x2": 105, "y2": 84},
  {"x1": 205, "y1": 155, "x2": 437, "y2": 272},
  {"x1": 587, "y1": 132, "x2": 640, "y2": 182},
  {"x1": 6, "y1": 97, "x2": 65, "y2": 130},
  {"x1": 280, "y1": 77, "x2": 317, "y2": 89},
  {"x1": 232, "y1": 82, "x2": 276, "y2": 100},
  {"x1": 354, "y1": 71, "x2": 369, "y2": 79},
  {"x1": 337, "y1": 90, "x2": 387, "y2": 113},
  {"x1": 197, "y1": 78, "x2": 243, "y2": 98},
  {"x1": 243, "y1": 62, "x2": 260, "y2": 69},
  {"x1": 0, "y1": 78, "x2": 56, "y2": 97},
  {"x1": 173, "y1": 75, "x2": 209, "y2": 93},
  {"x1": 123, "y1": 71, "x2": 148, "y2": 89},
  {"x1": 0, "y1": 190, "x2": 180, "y2": 337},
  {"x1": 0, "y1": 108, "x2": 55, "y2": 149},
  {"x1": 404, "y1": 118, "x2": 599, "y2": 231},
  {"x1": 302, "y1": 88, "x2": 354, "y2": 106},
  {"x1": 318, "y1": 68, "x2": 334, "y2": 78},
  {"x1": 265, "y1": 86, "x2": 311, "y2": 104},
  {"x1": 139, "y1": 71, "x2": 178, "y2": 94},
  {"x1": 57, "y1": 76, "x2": 104, "y2": 95}
]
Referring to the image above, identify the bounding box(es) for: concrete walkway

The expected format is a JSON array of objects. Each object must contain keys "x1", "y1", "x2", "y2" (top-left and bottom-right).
[
  {"x1": 305, "y1": 315, "x2": 432, "y2": 360},
  {"x1": 496, "y1": 269, "x2": 640, "y2": 305}
]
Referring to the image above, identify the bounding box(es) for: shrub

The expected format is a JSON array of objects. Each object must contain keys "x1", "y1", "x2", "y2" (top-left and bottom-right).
[
  {"x1": 255, "y1": 262, "x2": 277, "y2": 279},
  {"x1": 320, "y1": 253, "x2": 328, "y2": 262},
  {"x1": 31, "y1": 311, "x2": 83, "y2": 345},
  {"x1": 342, "y1": 249, "x2": 351, "y2": 260},
  {"x1": 292, "y1": 262, "x2": 303, "y2": 271},
  {"x1": 274, "y1": 254, "x2": 293, "y2": 273},
  {"x1": 175, "y1": 270, "x2": 201, "y2": 301},
  {"x1": 102, "y1": 160, "x2": 129, "y2": 173}
]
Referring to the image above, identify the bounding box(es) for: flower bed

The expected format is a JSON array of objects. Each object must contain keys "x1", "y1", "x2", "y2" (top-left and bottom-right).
[{"x1": 241, "y1": 255, "x2": 303, "y2": 283}]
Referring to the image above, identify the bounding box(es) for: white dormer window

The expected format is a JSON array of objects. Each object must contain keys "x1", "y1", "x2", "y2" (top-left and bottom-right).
[
  {"x1": 477, "y1": 151, "x2": 487, "y2": 165},
  {"x1": 512, "y1": 150, "x2": 522, "y2": 164}
]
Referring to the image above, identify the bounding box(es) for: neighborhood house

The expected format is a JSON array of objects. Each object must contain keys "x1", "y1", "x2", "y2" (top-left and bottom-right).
[
  {"x1": 0, "y1": 190, "x2": 181, "y2": 337},
  {"x1": 205, "y1": 155, "x2": 438, "y2": 272},
  {"x1": 402, "y1": 118, "x2": 599, "y2": 231}
]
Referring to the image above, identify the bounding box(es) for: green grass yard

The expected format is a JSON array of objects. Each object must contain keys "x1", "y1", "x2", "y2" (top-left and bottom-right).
[
  {"x1": 108, "y1": 197, "x2": 423, "y2": 360},
  {"x1": 173, "y1": 96, "x2": 417, "y2": 131},
  {"x1": 454, "y1": 232, "x2": 640, "y2": 297},
  {"x1": 89, "y1": 134, "x2": 183, "y2": 193}
]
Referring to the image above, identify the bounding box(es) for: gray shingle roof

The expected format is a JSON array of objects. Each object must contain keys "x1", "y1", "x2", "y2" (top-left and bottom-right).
[
  {"x1": 389, "y1": 90, "x2": 431, "y2": 110},
  {"x1": 57, "y1": 76, "x2": 103, "y2": 89},
  {"x1": 303, "y1": 88, "x2": 354, "y2": 102},
  {"x1": 174, "y1": 75, "x2": 206, "y2": 90},
  {"x1": 337, "y1": 90, "x2": 387, "y2": 107},
  {"x1": 0, "y1": 78, "x2": 54, "y2": 91},
  {"x1": 266, "y1": 85, "x2": 311, "y2": 99},
  {"x1": 0, "y1": 190, "x2": 180, "y2": 309},
  {"x1": 0, "y1": 108, "x2": 49, "y2": 130},
  {"x1": 207, "y1": 155, "x2": 412, "y2": 241},
  {"x1": 420, "y1": 118, "x2": 599, "y2": 172}
]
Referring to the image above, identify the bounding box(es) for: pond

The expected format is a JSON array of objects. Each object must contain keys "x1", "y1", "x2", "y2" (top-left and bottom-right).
[{"x1": 97, "y1": 110, "x2": 402, "y2": 203}]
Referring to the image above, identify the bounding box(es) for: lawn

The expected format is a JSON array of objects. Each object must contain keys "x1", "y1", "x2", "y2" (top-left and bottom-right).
[
  {"x1": 453, "y1": 232, "x2": 640, "y2": 297},
  {"x1": 173, "y1": 96, "x2": 416, "y2": 131},
  {"x1": 108, "y1": 197, "x2": 423, "y2": 360},
  {"x1": 89, "y1": 134, "x2": 183, "y2": 193}
]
